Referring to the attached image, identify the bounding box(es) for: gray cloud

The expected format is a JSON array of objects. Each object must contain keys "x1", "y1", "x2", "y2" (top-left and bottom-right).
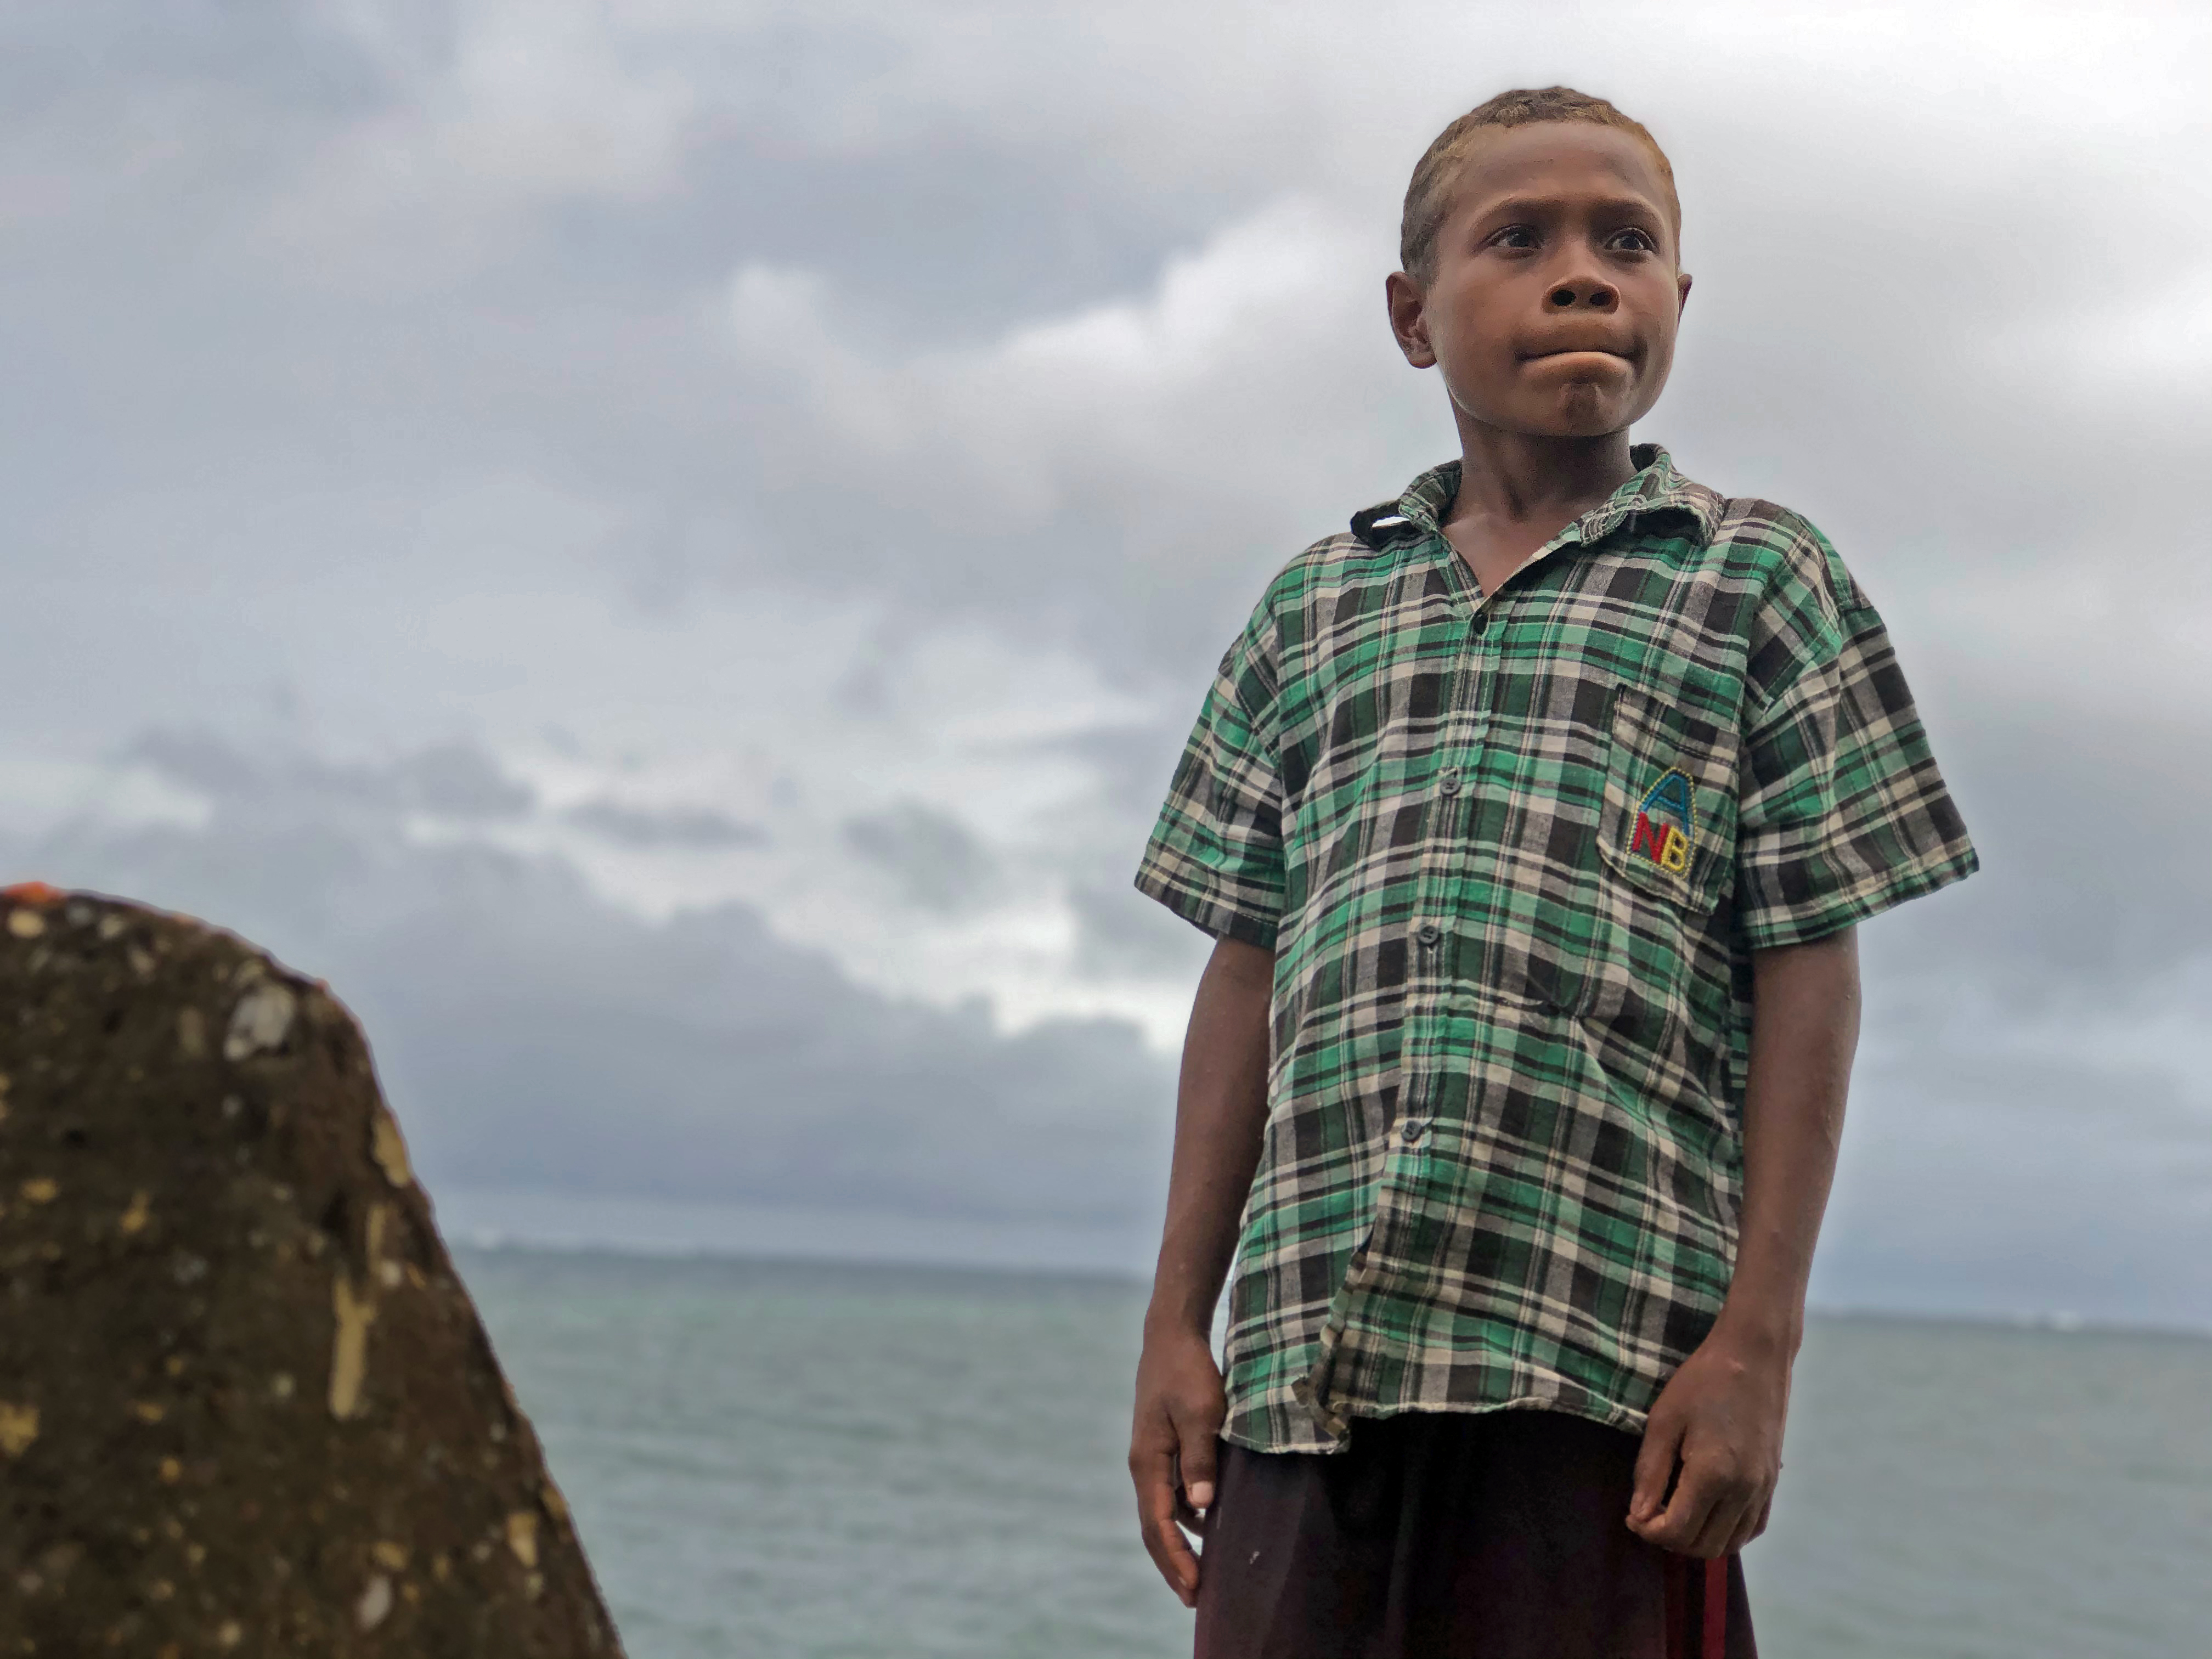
[
  {"x1": 127, "y1": 729, "x2": 534, "y2": 821},
  {"x1": 13, "y1": 745, "x2": 2204, "y2": 1321},
  {"x1": 565, "y1": 799, "x2": 768, "y2": 850},
  {"x1": 1068, "y1": 880, "x2": 1214, "y2": 983},
  {"x1": 9, "y1": 782, "x2": 1171, "y2": 1233},
  {"x1": 1861, "y1": 699, "x2": 2211, "y2": 1008},
  {"x1": 842, "y1": 800, "x2": 995, "y2": 913},
  {"x1": 0, "y1": 4, "x2": 2199, "y2": 1316},
  {"x1": 1821, "y1": 1046, "x2": 2212, "y2": 1329},
  {"x1": 391, "y1": 742, "x2": 538, "y2": 818}
]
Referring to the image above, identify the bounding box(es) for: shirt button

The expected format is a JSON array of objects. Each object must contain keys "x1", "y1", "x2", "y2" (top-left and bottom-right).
[
  {"x1": 1437, "y1": 770, "x2": 1462, "y2": 797},
  {"x1": 1415, "y1": 922, "x2": 1441, "y2": 949},
  {"x1": 1400, "y1": 1119, "x2": 1426, "y2": 1144}
]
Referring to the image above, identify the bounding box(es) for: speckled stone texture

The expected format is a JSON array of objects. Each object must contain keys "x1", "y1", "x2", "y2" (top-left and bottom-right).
[{"x1": 0, "y1": 884, "x2": 625, "y2": 1655}]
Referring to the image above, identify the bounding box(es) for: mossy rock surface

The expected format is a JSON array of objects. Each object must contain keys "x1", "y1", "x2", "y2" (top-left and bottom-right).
[{"x1": 0, "y1": 885, "x2": 624, "y2": 1655}]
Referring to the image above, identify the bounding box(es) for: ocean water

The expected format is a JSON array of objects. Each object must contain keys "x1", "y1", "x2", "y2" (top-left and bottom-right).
[{"x1": 456, "y1": 1249, "x2": 2212, "y2": 1659}]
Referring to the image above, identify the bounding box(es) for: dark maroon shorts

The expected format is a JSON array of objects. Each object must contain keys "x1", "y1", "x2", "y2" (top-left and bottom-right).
[{"x1": 1193, "y1": 1409, "x2": 1754, "y2": 1659}]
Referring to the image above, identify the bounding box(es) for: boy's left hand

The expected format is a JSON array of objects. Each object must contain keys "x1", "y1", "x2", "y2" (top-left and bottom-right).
[{"x1": 1626, "y1": 1322, "x2": 1790, "y2": 1559}]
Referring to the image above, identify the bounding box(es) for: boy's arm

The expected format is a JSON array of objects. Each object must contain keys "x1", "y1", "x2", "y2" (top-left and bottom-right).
[
  {"x1": 1628, "y1": 925, "x2": 1861, "y2": 1558},
  {"x1": 1130, "y1": 935, "x2": 1275, "y2": 1607}
]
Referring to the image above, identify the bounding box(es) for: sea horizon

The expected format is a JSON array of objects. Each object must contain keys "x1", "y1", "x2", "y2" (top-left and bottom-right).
[{"x1": 440, "y1": 1207, "x2": 2212, "y2": 1348}]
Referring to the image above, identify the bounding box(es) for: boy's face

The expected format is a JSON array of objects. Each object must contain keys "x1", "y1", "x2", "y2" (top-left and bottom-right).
[{"x1": 1389, "y1": 123, "x2": 1690, "y2": 441}]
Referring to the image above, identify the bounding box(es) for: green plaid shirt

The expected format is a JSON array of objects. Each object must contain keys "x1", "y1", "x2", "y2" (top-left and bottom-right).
[{"x1": 1136, "y1": 446, "x2": 1977, "y2": 1453}]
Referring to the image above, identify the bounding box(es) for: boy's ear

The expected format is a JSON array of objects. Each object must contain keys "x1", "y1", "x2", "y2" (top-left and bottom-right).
[
  {"x1": 1385, "y1": 272, "x2": 1436, "y2": 369},
  {"x1": 1677, "y1": 270, "x2": 1692, "y2": 315}
]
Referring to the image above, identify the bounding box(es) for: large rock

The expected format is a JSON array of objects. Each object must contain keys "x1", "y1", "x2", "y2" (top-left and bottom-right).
[{"x1": 0, "y1": 884, "x2": 625, "y2": 1655}]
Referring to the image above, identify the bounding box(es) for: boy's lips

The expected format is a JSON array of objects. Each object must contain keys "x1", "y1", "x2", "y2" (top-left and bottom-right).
[
  {"x1": 1520, "y1": 342, "x2": 1637, "y2": 364},
  {"x1": 1518, "y1": 346, "x2": 1639, "y2": 380}
]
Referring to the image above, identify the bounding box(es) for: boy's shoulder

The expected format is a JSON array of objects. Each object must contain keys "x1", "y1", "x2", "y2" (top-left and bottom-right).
[
  {"x1": 1247, "y1": 454, "x2": 1865, "y2": 644},
  {"x1": 1701, "y1": 493, "x2": 1870, "y2": 619}
]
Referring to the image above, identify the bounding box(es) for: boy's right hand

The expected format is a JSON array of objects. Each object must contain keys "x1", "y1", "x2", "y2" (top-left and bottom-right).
[
  {"x1": 1130, "y1": 1323, "x2": 1227, "y2": 1608},
  {"x1": 1129, "y1": 935, "x2": 1273, "y2": 1609}
]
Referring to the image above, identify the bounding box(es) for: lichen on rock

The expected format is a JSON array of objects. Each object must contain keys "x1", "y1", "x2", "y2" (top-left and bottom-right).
[{"x1": 0, "y1": 884, "x2": 625, "y2": 1654}]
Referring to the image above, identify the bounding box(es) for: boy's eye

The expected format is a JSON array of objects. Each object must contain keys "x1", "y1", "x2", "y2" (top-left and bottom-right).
[
  {"x1": 1607, "y1": 228, "x2": 1658, "y2": 253},
  {"x1": 1489, "y1": 225, "x2": 1539, "y2": 250}
]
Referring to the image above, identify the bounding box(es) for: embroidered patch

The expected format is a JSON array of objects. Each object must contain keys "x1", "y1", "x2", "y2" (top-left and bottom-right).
[{"x1": 1627, "y1": 767, "x2": 1696, "y2": 878}]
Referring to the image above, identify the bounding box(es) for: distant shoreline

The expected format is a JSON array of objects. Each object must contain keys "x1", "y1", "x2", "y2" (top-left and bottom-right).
[{"x1": 448, "y1": 1236, "x2": 2212, "y2": 1345}]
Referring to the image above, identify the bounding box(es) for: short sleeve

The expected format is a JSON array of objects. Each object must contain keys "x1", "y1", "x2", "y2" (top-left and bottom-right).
[
  {"x1": 1734, "y1": 570, "x2": 1979, "y2": 950},
  {"x1": 1133, "y1": 612, "x2": 1287, "y2": 951}
]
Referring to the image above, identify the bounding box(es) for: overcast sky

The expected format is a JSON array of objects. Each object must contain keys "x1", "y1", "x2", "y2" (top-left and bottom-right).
[{"x1": 2, "y1": 1, "x2": 2205, "y2": 1322}]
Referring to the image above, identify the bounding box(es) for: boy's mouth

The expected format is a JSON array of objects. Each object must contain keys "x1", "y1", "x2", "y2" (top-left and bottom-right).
[
  {"x1": 1518, "y1": 345, "x2": 1640, "y2": 382},
  {"x1": 1520, "y1": 341, "x2": 1637, "y2": 365}
]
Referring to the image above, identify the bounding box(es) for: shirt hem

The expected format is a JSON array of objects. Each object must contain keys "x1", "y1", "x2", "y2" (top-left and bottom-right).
[
  {"x1": 1221, "y1": 1390, "x2": 1652, "y2": 1458},
  {"x1": 1131, "y1": 865, "x2": 1282, "y2": 951},
  {"x1": 1737, "y1": 843, "x2": 1979, "y2": 951}
]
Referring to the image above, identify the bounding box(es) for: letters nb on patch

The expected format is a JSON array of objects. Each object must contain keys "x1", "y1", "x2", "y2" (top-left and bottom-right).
[{"x1": 1629, "y1": 768, "x2": 1696, "y2": 877}]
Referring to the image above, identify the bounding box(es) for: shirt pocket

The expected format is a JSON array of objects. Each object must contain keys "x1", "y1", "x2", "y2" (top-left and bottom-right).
[
  {"x1": 1595, "y1": 684, "x2": 1737, "y2": 916},
  {"x1": 1545, "y1": 683, "x2": 1741, "y2": 1076}
]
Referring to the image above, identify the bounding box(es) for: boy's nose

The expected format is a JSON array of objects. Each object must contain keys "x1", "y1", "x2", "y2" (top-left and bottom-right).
[{"x1": 1545, "y1": 280, "x2": 1617, "y2": 310}]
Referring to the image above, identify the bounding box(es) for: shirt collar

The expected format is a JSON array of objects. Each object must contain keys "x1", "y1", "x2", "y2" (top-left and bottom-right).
[{"x1": 1376, "y1": 444, "x2": 1724, "y2": 550}]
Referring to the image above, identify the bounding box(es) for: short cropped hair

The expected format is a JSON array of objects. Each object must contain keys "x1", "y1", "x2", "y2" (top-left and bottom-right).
[{"x1": 1400, "y1": 87, "x2": 1680, "y2": 281}]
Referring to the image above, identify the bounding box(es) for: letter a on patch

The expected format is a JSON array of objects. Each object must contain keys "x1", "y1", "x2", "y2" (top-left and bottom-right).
[{"x1": 1629, "y1": 768, "x2": 1696, "y2": 880}]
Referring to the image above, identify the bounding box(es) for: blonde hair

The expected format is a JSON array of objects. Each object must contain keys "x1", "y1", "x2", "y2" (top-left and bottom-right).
[{"x1": 1400, "y1": 87, "x2": 1679, "y2": 281}]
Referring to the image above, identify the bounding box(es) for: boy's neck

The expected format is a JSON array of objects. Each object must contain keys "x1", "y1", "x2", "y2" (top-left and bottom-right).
[
  {"x1": 1440, "y1": 419, "x2": 1640, "y2": 594},
  {"x1": 1451, "y1": 418, "x2": 1639, "y2": 523}
]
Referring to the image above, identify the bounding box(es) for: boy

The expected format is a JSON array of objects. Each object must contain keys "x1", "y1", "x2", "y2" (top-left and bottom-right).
[{"x1": 1128, "y1": 87, "x2": 1976, "y2": 1658}]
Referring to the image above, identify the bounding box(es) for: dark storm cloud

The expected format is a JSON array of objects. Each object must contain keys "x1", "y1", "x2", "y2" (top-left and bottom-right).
[
  {"x1": 1869, "y1": 703, "x2": 2212, "y2": 1005},
  {"x1": 9, "y1": 783, "x2": 1171, "y2": 1230},
  {"x1": 18, "y1": 2, "x2": 2190, "y2": 690},
  {"x1": 1068, "y1": 881, "x2": 1214, "y2": 982},
  {"x1": 0, "y1": 1, "x2": 392, "y2": 117},
  {"x1": 1822, "y1": 1044, "x2": 2212, "y2": 1329},
  {"x1": 391, "y1": 742, "x2": 537, "y2": 817},
  {"x1": 128, "y1": 729, "x2": 534, "y2": 821},
  {"x1": 564, "y1": 799, "x2": 768, "y2": 850},
  {"x1": 841, "y1": 800, "x2": 995, "y2": 912},
  {"x1": 1043, "y1": 723, "x2": 1218, "y2": 975},
  {"x1": 0, "y1": 3, "x2": 2199, "y2": 1310}
]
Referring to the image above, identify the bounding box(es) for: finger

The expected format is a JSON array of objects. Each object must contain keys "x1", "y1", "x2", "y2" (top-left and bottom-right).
[
  {"x1": 1135, "y1": 1452, "x2": 1201, "y2": 1606},
  {"x1": 1644, "y1": 1455, "x2": 1726, "y2": 1553},
  {"x1": 1718, "y1": 1488, "x2": 1766, "y2": 1558},
  {"x1": 1178, "y1": 1426, "x2": 1221, "y2": 1517},
  {"x1": 1629, "y1": 1409, "x2": 1686, "y2": 1526},
  {"x1": 1688, "y1": 1485, "x2": 1752, "y2": 1560},
  {"x1": 1730, "y1": 1490, "x2": 1776, "y2": 1556},
  {"x1": 1172, "y1": 1481, "x2": 1201, "y2": 1533}
]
